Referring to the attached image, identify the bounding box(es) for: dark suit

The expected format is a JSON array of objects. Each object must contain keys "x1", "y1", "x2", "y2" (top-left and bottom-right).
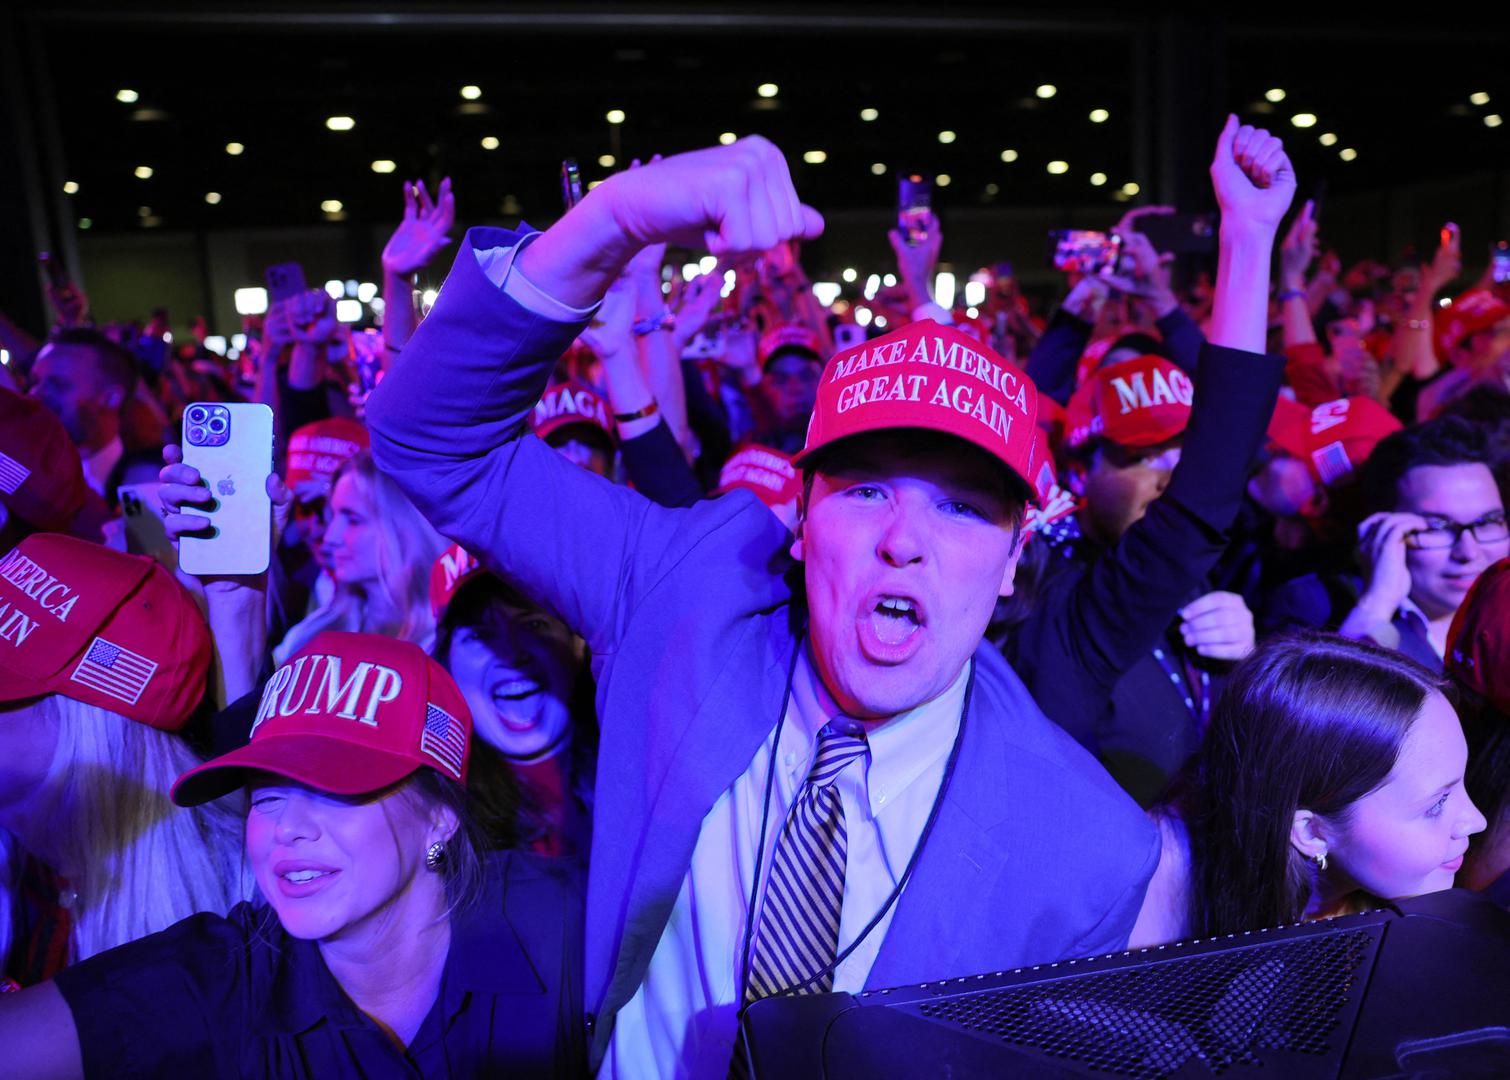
[{"x1": 1262, "y1": 571, "x2": 1442, "y2": 670}]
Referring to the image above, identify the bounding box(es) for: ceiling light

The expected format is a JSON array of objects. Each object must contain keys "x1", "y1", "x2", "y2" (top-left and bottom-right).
[
  {"x1": 1470, "y1": 92, "x2": 1490, "y2": 106},
  {"x1": 871, "y1": 162, "x2": 886, "y2": 175},
  {"x1": 234, "y1": 287, "x2": 269, "y2": 316},
  {"x1": 757, "y1": 83, "x2": 778, "y2": 98},
  {"x1": 1000, "y1": 149, "x2": 1019, "y2": 163},
  {"x1": 321, "y1": 199, "x2": 343, "y2": 213},
  {"x1": 984, "y1": 182, "x2": 1000, "y2": 195},
  {"x1": 324, "y1": 280, "x2": 344, "y2": 298},
  {"x1": 78, "y1": 218, "x2": 91, "y2": 230},
  {"x1": 1036, "y1": 84, "x2": 1057, "y2": 99},
  {"x1": 357, "y1": 282, "x2": 379, "y2": 303},
  {"x1": 936, "y1": 173, "x2": 952, "y2": 187},
  {"x1": 1046, "y1": 160, "x2": 1069, "y2": 175},
  {"x1": 719, "y1": 132, "x2": 737, "y2": 145},
  {"x1": 205, "y1": 191, "x2": 222, "y2": 205},
  {"x1": 1486, "y1": 114, "x2": 1504, "y2": 128},
  {"x1": 606, "y1": 109, "x2": 625, "y2": 124},
  {"x1": 1339, "y1": 148, "x2": 1358, "y2": 161},
  {"x1": 1265, "y1": 88, "x2": 1286, "y2": 102},
  {"x1": 460, "y1": 85, "x2": 482, "y2": 100},
  {"x1": 598, "y1": 154, "x2": 616, "y2": 167},
  {"x1": 134, "y1": 165, "x2": 153, "y2": 179},
  {"x1": 371, "y1": 159, "x2": 396, "y2": 173},
  {"x1": 225, "y1": 142, "x2": 244, "y2": 156},
  {"x1": 1291, "y1": 113, "x2": 1317, "y2": 128},
  {"x1": 842, "y1": 268, "x2": 857, "y2": 283},
  {"x1": 1089, "y1": 108, "x2": 1109, "y2": 123},
  {"x1": 860, "y1": 108, "x2": 879, "y2": 122},
  {"x1": 803, "y1": 150, "x2": 827, "y2": 164},
  {"x1": 116, "y1": 88, "x2": 138, "y2": 103},
  {"x1": 481, "y1": 136, "x2": 500, "y2": 150},
  {"x1": 1318, "y1": 132, "x2": 1338, "y2": 146},
  {"x1": 938, "y1": 130, "x2": 956, "y2": 144},
  {"x1": 138, "y1": 206, "x2": 152, "y2": 218},
  {"x1": 325, "y1": 116, "x2": 355, "y2": 131},
  {"x1": 1122, "y1": 181, "x2": 1141, "y2": 196},
  {"x1": 1090, "y1": 172, "x2": 1107, "y2": 186},
  {"x1": 63, "y1": 180, "x2": 79, "y2": 194}
]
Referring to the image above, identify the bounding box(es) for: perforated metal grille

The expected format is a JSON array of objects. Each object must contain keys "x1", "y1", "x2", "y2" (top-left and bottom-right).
[{"x1": 912, "y1": 930, "x2": 1372, "y2": 1079}]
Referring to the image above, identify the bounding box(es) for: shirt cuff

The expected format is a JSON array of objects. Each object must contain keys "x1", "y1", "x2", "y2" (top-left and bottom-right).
[{"x1": 474, "y1": 234, "x2": 600, "y2": 323}]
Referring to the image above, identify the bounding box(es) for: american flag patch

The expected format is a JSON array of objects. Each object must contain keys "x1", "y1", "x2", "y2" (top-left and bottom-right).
[
  {"x1": 0, "y1": 450, "x2": 29, "y2": 495},
  {"x1": 1312, "y1": 441, "x2": 1354, "y2": 487},
  {"x1": 70, "y1": 636, "x2": 158, "y2": 706},
  {"x1": 420, "y1": 703, "x2": 467, "y2": 778}
]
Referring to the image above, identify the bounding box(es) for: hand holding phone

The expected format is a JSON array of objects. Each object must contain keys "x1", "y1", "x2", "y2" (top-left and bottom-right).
[
  {"x1": 1049, "y1": 230, "x2": 1122, "y2": 276},
  {"x1": 174, "y1": 402, "x2": 275, "y2": 576},
  {"x1": 1491, "y1": 241, "x2": 1510, "y2": 285},
  {"x1": 897, "y1": 174, "x2": 933, "y2": 247},
  {"x1": 562, "y1": 159, "x2": 583, "y2": 210}
]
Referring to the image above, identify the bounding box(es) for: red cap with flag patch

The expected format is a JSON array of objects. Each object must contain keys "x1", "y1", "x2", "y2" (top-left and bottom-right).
[
  {"x1": 285, "y1": 417, "x2": 370, "y2": 491},
  {"x1": 1446, "y1": 558, "x2": 1510, "y2": 716},
  {"x1": 796, "y1": 320, "x2": 1040, "y2": 500},
  {"x1": 530, "y1": 380, "x2": 614, "y2": 444},
  {"x1": 1066, "y1": 354, "x2": 1194, "y2": 450},
  {"x1": 1267, "y1": 396, "x2": 1402, "y2": 486},
  {"x1": 0, "y1": 388, "x2": 90, "y2": 533},
  {"x1": 171, "y1": 631, "x2": 473, "y2": 806},
  {"x1": 0, "y1": 533, "x2": 211, "y2": 729},
  {"x1": 715, "y1": 443, "x2": 802, "y2": 510},
  {"x1": 759, "y1": 324, "x2": 823, "y2": 369},
  {"x1": 1435, "y1": 288, "x2": 1510, "y2": 358}
]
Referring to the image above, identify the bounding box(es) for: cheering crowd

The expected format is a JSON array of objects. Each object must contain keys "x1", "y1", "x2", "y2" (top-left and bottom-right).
[{"x1": 0, "y1": 113, "x2": 1507, "y2": 1077}]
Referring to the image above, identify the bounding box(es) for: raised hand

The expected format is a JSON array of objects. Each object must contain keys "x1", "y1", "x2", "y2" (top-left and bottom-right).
[
  {"x1": 1279, "y1": 198, "x2": 1320, "y2": 289},
  {"x1": 1421, "y1": 222, "x2": 1463, "y2": 295},
  {"x1": 290, "y1": 289, "x2": 338, "y2": 344},
  {"x1": 888, "y1": 210, "x2": 944, "y2": 308},
  {"x1": 1353, "y1": 511, "x2": 1427, "y2": 622},
  {"x1": 674, "y1": 266, "x2": 725, "y2": 349},
  {"x1": 381, "y1": 178, "x2": 456, "y2": 276},
  {"x1": 159, "y1": 443, "x2": 290, "y2": 597},
  {"x1": 1210, "y1": 114, "x2": 1297, "y2": 234},
  {"x1": 581, "y1": 274, "x2": 637, "y2": 363}
]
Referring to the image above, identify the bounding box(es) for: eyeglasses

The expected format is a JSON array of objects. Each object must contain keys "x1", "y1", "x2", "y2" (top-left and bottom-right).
[{"x1": 1405, "y1": 511, "x2": 1510, "y2": 550}]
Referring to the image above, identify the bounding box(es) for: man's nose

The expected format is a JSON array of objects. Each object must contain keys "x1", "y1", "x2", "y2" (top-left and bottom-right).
[{"x1": 877, "y1": 503, "x2": 927, "y2": 567}]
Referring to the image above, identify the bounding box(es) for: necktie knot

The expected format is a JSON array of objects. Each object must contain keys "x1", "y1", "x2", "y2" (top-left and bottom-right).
[{"x1": 807, "y1": 720, "x2": 867, "y2": 789}]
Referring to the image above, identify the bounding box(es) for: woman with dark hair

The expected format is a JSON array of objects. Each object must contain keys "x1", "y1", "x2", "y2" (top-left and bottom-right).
[
  {"x1": 429, "y1": 544, "x2": 597, "y2": 857},
  {"x1": 0, "y1": 632, "x2": 585, "y2": 1078},
  {"x1": 1133, "y1": 631, "x2": 1486, "y2": 945}
]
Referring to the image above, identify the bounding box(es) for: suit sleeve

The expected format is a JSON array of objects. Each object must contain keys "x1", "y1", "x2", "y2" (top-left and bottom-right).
[
  {"x1": 1025, "y1": 309, "x2": 1094, "y2": 405},
  {"x1": 1154, "y1": 307, "x2": 1205, "y2": 377}
]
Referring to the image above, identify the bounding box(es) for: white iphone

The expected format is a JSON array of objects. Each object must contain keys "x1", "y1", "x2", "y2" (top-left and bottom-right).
[{"x1": 180, "y1": 402, "x2": 274, "y2": 576}]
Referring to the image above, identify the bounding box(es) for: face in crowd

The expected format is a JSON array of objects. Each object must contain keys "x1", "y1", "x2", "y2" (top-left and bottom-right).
[
  {"x1": 764, "y1": 350, "x2": 823, "y2": 428},
  {"x1": 322, "y1": 472, "x2": 382, "y2": 588},
  {"x1": 1078, "y1": 440, "x2": 1182, "y2": 547},
  {"x1": 444, "y1": 591, "x2": 580, "y2": 760},
  {"x1": 1395, "y1": 462, "x2": 1509, "y2": 621},
  {"x1": 794, "y1": 431, "x2": 1025, "y2": 719},
  {"x1": 29, "y1": 343, "x2": 125, "y2": 452},
  {"x1": 245, "y1": 774, "x2": 456, "y2": 943},
  {"x1": 1302, "y1": 689, "x2": 1486, "y2": 901}
]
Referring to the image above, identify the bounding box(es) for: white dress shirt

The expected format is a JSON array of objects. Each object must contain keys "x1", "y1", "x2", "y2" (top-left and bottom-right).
[{"x1": 81, "y1": 434, "x2": 122, "y2": 497}]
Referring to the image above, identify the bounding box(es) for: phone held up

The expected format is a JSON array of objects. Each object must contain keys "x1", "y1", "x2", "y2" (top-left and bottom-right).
[
  {"x1": 897, "y1": 173, "x2": 933, "y2": 247},
  {"x1": 1048, "y1": 229, "x2": 1123, "y2": 276},
  {"x1": 1492, "y1": 241, "x2": 1510, "y2": 285},
  {"x1": 264, "y1": 262, "x2": 308, "y2": 304},
  {"x1": 179, "y1": 402, "x2": 274, "y2": 576},
  {"x1": 561, "y1": 159, "x2": 583, "y2": 211}
]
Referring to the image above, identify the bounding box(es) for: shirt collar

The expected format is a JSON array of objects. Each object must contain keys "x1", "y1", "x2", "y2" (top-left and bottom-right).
[{"x1": 791, "y1": 644, "x2": 969, "y2": 818}]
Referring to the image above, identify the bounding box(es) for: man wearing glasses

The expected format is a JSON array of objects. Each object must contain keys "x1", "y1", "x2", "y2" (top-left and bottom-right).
[{"x1": 1269, "y1": 415, "x2": 1509, "y2": 668}]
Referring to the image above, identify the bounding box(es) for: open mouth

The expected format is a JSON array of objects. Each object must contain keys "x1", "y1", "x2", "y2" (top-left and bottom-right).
[
  {"x1": 871, "y1": 596, "x2": 922, "y2": 646},
  {"x1": 491, "y1": 677, "x2": 547, "y2": 731}
]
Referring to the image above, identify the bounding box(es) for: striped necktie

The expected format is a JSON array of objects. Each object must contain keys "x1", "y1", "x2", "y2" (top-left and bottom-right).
[{"x1": 744, "y1": 719, "x2": 869, "y2": 1004}]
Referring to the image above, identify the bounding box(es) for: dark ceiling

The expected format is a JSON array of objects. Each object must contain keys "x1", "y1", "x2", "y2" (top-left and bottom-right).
[{"x1": 17, "y1": 5, "x2": 1510, "y2": 236}]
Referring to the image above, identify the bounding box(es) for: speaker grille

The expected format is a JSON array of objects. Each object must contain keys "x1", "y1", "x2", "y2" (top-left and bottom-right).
[{"x1": 912, "y1": 929, "x2": 1372, "y2": 1079}]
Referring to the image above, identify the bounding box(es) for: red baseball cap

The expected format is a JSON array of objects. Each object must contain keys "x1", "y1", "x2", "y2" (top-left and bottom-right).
[
  {"x1": 1267, "y1": 396, "x2": 1402, "y2": 486},
  {"x1": 0, "y1": 388, "x2": 89, "y2": 533},
  {"x1": 759, "y1": 324, "x2": 823, "y2": 369},
  {"x1": 796, "y1": 320, "x2": 1040, "y2": 499},
  {"x1": 171, "y1": 631, "x2": 473, "y2": 806},
  {"x1": 0, "y1": 534, "x2": 211, "y2": 730},
  {"x1": 715, "y1": 443, "x2": 802, "y2": 510},
  {"x1": 429, "y1": 542, "x2": 488, "y2": 619},
  {"x1": 1022, "y1": 427, "x2": 1079, "y2": 538},
  {"x1": 530, "y1": 380, "x2": 614, "y2": 445},
  {"x1": 285, "y1": 417, "x2": 369, "y2": 491},
  {"x1": 1446, "y1": 558, "x2": 1510, "y2": 715},
  {"x1": 1066, "y1": 354, "x2": 1193, "y2": 450},
  {"x1": 1435, "y1": 289, "x2": 1510, "y2": 357}
]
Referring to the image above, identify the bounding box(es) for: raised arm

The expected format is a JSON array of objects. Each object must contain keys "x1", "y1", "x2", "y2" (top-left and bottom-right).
[{"x1": 381, "y1": 178, "x2": 455, "y2": 359}]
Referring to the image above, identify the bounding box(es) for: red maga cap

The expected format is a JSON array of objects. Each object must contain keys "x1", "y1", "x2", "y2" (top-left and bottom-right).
[
  {"x1": 0, "y1": 534, "x2": 211, "y2": 729},
  {"x1": 1435, "y1": 289, "x2": 1510, "y2": 357},
  {"x1": 172, "y1": 631, "x2": 473, "y2": 806},
  {"x1": 530, "y1": 380, "x2": 614, "y2": 444},
  {"x1": 796, "y1": 320, "x2": 1040, "y2": 498},
  {"x1": 1267, "y1": 396, "x2": 1402, "y2": 486},
  {"x1": 429, "y1": 542, "x2": 488, "y2": 619},
  {"x1": 759, "y1": 324, "x2": 823, "y2": 369},
  {"x1": 285, "y1": 417, "x2": 369, "y2": 491},
  {"x1": 1446, "y1": 558, "x2": 1510, "y2": 715},
  {"x1": 0, "y1": 389, "x2": 89, "y2": 533},
  {"x1": 715, "y1": 443, "x2": 802, "y2": 509},
  {"x1": 1066, "y1": 354, "x2": 1193, "y2": 450},
  {"x1": 1023, "y1": 426, "x2": 1079, "y2": 537}
]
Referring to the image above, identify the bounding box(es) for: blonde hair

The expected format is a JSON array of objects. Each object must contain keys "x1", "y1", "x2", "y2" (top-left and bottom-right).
[
  {"x1": 276, "y1": 450, "x2": 448, "y2": 662},
  {"x1": 0, "y1": 696, "x2": 249, "y2": 968}
]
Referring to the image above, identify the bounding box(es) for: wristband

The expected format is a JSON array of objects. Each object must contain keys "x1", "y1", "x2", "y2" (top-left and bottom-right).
[
  {"x1": 1275, "y1": 288, "x2": 1306, "y2": 303},
  {"x1": 1404, "y1": 318, "x2": 1431, "y2": 331},
  {"x1": 613, "y1": 401, "x2": 660, "y2": 423},
  {"x1": 633, "y1": 311, "x2": 676, "y2": 337}
]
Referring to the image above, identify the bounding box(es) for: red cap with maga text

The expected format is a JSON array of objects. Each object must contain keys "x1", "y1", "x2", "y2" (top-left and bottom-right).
[
  {"x1": 796, "y1": 320, "x2": 1040, "y2": 499},
  {"x1": 428, "y1": 542, "x2": 488, "y2": 619},
  {"x1": 530, "y1": 380, "x2": 615, "y2": 444},
  {"x1": 285, "y1": 417, "x2": 370, "y2": 491},
  {"x1": 759, "y1": 324, "x2": 823, "y2": 369},
  {"x1": 715, "y1": 443, "x2": 802, "y2": 510},
  {"x1": 1267, "y1": 396, "x2": 1402, "y2": 486},
  {"x1": 0, "y1": 534, "x2": 211, "y2": 729},
  {"x1": 171, "y1": 631, "x2": 472, "y2": 805},
  {"x1": 1066, "y1": 354, "x2": 1194, "y2": 450}
]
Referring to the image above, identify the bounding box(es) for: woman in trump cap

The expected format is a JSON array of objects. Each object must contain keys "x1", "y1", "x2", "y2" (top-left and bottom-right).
[{"x1": 0, "y1": 631, "x2": 585, "y2": 1078}]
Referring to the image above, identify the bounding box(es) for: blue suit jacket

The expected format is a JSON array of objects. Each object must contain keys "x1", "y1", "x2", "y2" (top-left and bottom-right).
[{"x1": 367, "y1": 228, "x2": 1161, "y2": 1068}]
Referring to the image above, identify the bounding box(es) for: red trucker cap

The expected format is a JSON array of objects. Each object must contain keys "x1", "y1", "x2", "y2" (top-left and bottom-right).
[
  {"x1": 759, "y1": 324, "x2": 823, "y2": 369},
  {"x1": 285, "y1": 417, "x2": 370, "y2": 492},
  {"x1": 530, "y1": 380, "x2": 614, "y2": 444},
  {"x1": 1066, "y1": 353, "x2": 1194, "y2": 450},
  {"x1": 715, "y1": 443, "x2": 802, "y2": 510},
  {"x1": 1267, "y1": 396, "x2": 1402, "y2": 487},
  {"x1": 0, "y1": 388, "x2": 90, "y2": 534}
]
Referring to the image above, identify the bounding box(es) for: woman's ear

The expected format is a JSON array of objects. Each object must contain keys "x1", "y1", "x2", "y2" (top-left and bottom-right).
[
  {"x1": 430, "y1": 803, "x2": 462, "y2": 847},
  {"x1": 1289, "y1": 808, "x2": 1329, "y2": 863}
]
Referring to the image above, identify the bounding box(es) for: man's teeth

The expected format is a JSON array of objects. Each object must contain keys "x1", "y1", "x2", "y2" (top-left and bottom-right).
[
  {"x1": 877, "y1": 598, "x2": 918, "y2": 621},
  {"x1": 284, "y1": 869, "x2": 329, "y2": 883}
]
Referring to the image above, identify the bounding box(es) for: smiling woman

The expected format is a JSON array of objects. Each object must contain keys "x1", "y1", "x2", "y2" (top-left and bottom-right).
[{"x1": 0, "y1": 632, "x2": 586, "y2": 1079}]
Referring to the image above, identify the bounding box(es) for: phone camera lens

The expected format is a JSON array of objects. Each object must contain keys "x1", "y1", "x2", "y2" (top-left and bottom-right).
[
  {"x1": 208, "y1": 416, "x2": 227, "y2": 433},
  {"x1": 188, "y1": 425, "x2": 206, "y2": 444},
  {"x1": 187, "y1": 406, "x2": 207, "y2": 425}
]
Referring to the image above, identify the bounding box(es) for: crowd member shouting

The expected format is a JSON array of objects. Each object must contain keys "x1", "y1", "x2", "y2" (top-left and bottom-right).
[
  {"x1": 1132, "y1": 632, "x2": 1487, "y2": 946},
  {"x1": 0, "y1": 632, "x2": 585, "y2": 1077},
  {"x1": 0, "y1": 535, "x2": 245, "y2": 988},
  {"x1": 366, "y1": 135, "x2": 1157, "y2": 1077},
  {"x1": 1004, "y1": 116, "x2": 1293, "y2": 806}
]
